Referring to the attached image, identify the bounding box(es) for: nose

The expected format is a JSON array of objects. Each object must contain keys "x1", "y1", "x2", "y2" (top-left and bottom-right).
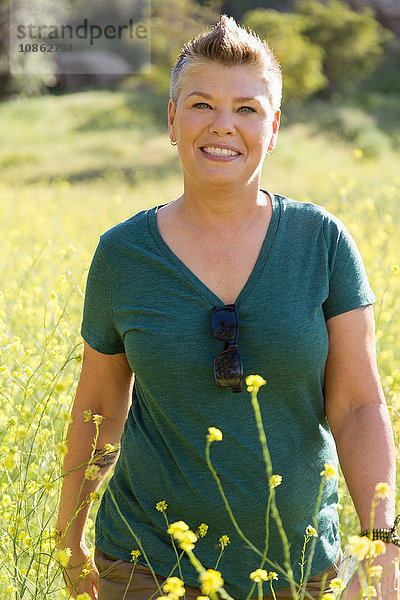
[{"x1": 209, "y1": 108, "x2": 235, "y2": 136}]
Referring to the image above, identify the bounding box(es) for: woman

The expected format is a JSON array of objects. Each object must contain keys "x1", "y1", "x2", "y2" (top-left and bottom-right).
[{"x1": 56, "y1": 15, "x2": 399, "y2": 600}]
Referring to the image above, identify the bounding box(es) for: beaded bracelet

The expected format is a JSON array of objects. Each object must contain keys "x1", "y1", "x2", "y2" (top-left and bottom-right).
[{"x1": 360, "y1": 514, "x2": 400, "y2": 547}]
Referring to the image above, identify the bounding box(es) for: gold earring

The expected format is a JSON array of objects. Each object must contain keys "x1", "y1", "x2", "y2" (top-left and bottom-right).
[{"x1": 170, "y1": 138, "x2": 177, "y2": 146}]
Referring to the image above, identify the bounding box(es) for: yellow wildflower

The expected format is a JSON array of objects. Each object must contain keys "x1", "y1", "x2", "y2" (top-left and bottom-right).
[
  {"x1": 320, "y1": 463, "x2": 337, "y2": 480},
  {"x1": 83, "y1": 410, "x2": 92, "y2": 422},
  {"x1": 197, "y1": 523, "x2": 208, "y2": 538},
  {"x1": 269, "y1": 572, "x2": 278, "y2": 581},
  {"x1": 104, "y1": 443, "x2": 118, "y2": 454},
  {"x1": 368, "y1": 565, "x2": 383, "y2": 579},
  {"x1": 85, "y1": 465, "x2": 100, "y2": 481},
  {"x1": 306, "y1": 525, "x2": 318, "y2": 537},
  {"x1": 269, "y1": 475, "x2": 282, "y2": 489},
  {"x1": 76, "y1": 594, "x2": 92, "y2": 600},
  {"x1": 163, "y1": 577, "x2": 185, "y2": 597},
  {"x1": 49, "y1": 528, "x2": 61, "y2": 543},
  {"x1": 207, "y1": 427, "x2": 223, "y2": 442},
  {"x1": 56, "y1": 547, "x2": 72, "y2": 567},
  {"x1": 245, "y1": 375, "x2": 266, "y2": 392},
  {"x1": 92, "y1": 414, "x2": 104, "y2": 425},
  {"x1": 26, "y1": 481, "x2": 41, "y2": 494},
  {"x1": 219, "y1": 535, "x2": 230, "y2": 549},
  {"x1": 374, "y1": 482, "x2": 390, "y2": 500},
  {"x1": 156, "y1": 500, "x2": 168, "y2": 512},
  {"x1": 24, "y1": 366, "x2": 33, "y2": 378},
  {"x1": 370, "y1": 540, "x2": 386, "y2": 557},
  {"x1": 196, "y1": 597, "x2": 210, "y2": 600},
  {"x1": 5, "y1": 455, "x2": 16, "y2": 470},
  {"x1": 176, "y1": 530, "x2": 197, "y2": 551},
  {"x1": 58, "y1": 442, "x2": 68, "y2": 457},
  {"x1": 250, "y1": 569, "x2": 269, "y2": 582},
  {"x1": 80, "y1": 569, "x2": 90, "y2": 578},
  {"x1": 330, "y1": 578, "x2": 345, "y2": 591},
  {"x1": 199, "y1": 569, "x2": 224, "y2": 595},
  {"x1": 321, "y1": 594, "x2": 335, "y2": 600},
  {"x1": 2, "y1": 494, "x2": 12, "y2": 507},
  {"x1": 131, "y1": 549, "x2": 141, "y2": 562},
  {"x1": 348, "y1": 535, "x2": 372, "y2": 561},
  {"x1": 352, "y1": 148, "x2": 363, "y2": 160},
  {"x1": 167, "y1": 521, "x2": 189, "y2": 537},
  {"x1": 362, "y1": 586, "x2": 377, "y2": 598}
]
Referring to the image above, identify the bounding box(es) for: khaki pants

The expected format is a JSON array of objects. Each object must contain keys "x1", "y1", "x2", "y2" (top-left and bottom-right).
[{"x1": 94, "y1": 547, "x2": 341, "y2": 600}]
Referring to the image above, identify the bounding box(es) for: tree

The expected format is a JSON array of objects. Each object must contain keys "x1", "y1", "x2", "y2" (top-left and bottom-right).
[
  {"x1": 296, "y1": 0, "x2": 393, "y2": 95},
  {"x1": 243, "y1": 8, "x2": 327, "y2": 104}
]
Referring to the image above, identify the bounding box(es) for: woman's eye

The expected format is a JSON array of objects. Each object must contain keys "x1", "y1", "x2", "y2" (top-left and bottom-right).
[
  {"x1": 193, "y1": 102, "x2": 212, "y2": 109},
  {"x1": 238, "y1": 106, "x2": 256, "y2": 113}
]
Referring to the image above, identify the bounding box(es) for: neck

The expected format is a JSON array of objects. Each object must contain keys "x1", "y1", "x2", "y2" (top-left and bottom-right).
[{"x1": 175, "y1": 178, "x2": 269, "y2": 232}]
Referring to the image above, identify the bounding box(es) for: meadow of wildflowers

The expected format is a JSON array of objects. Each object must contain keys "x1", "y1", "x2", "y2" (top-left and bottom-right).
[{"x1": 0, "y1": 90, "x2": 399, "y2": 598}]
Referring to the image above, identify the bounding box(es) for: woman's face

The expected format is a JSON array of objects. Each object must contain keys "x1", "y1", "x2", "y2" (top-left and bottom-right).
[{"x1": 168, "y1": 61, "x2": 280, "y2": 190}]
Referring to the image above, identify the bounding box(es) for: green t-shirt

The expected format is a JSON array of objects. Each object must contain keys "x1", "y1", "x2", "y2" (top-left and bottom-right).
[{"x1": 81, "y1": 191, "x2": 376, "y2": 598}]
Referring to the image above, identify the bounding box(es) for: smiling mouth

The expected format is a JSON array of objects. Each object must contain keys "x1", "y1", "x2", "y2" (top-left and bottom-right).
[{"x1": 200, "y1": 146, "x2": 241, "y2": 157}]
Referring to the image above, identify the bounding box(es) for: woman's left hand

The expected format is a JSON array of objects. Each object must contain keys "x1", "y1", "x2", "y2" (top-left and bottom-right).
[{"x1": 343, "y1": 544, "x2": 399, "y2": 599}]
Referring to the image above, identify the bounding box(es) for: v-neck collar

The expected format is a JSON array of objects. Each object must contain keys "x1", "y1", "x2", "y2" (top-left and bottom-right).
[{"x1": 147, "y1": 189, "x2": 281, "y2": 308}]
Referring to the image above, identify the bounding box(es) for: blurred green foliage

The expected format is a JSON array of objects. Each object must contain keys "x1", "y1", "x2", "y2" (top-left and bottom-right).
[
  {"x1": 243, "y1": 9, "x2": 328, "y2": 104},
  {"x1": 296, "y1": 0, "x2": 393, "y2": 95},
  {"x1": 243, "y1": 0, "x2": 393, "y2": 104}
]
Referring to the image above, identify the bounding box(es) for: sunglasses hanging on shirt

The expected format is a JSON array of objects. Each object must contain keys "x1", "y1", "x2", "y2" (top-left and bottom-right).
[{"x1": 210, "y1": 303, "x2": 243, "y2": 393}]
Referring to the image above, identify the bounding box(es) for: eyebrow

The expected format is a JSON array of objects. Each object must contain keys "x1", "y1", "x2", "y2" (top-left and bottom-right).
[{"x1": 184, "y1": 91, "x2": 261, "y2": 103}]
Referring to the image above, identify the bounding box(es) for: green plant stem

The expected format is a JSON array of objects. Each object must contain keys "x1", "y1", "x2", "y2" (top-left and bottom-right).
[
  {"x1": 298, "y1": 476, "x2": 326, "y2": 600},
  {"x1": 205, "y1": 441, "x2": 284, "y2": 577},
  {"x1": 122, "y1": 561, "x2": 138, "y2": 600},
  {"x1": 107, "y1": 486, "x2": 164, "y2": 597},
  {"x1": 298, "y1": 534, "x2": 310, "y2": 595},
  {"x1": 245, "y1": 494, "x2": 273, "y2": 600},
  {"x1": 205, "y1": 441, "x2": 263, "y2": 558},
  {"x1": 214, "y1": 547, "x2": 224, "y2": 570},
  {"x1": 270, "y1": 578, "x2": 278, "y2": 600},
  {"x1": 257, "y1": 580, "x2": 263, "y2": 600},
  {"x1": 250, "y1": 389, "x2": 296, "y2": 597}
]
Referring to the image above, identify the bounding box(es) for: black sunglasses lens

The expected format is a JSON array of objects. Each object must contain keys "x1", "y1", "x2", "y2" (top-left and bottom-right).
[
  {"x1": 214, "y1": 347, "x2": 243, "y2": 391},
  {"x1": 211, "y1": 306, "x2": 238, "y2": 342}
]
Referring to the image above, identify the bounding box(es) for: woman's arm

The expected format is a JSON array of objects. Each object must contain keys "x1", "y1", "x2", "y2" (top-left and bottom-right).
[
  {"x1": 324, "y1": 305, "x2": 399, "y2": 598},
  {"x1": 56, "y1": 341, "x2": 134, "y2": 599}
]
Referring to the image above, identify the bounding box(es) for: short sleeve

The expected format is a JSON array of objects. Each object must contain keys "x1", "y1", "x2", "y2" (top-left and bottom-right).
[
  {"x1": 322, "y1": 216, "x2": 376, "y2": 321},
  {"x1": 81, "y1": 241, "x2": 125, "y2": 354}
]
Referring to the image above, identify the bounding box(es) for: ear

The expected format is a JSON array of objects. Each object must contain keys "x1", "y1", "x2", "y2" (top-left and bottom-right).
[
  {"x1": 168, "y1": 99, "x2": 176, "y2": 141},
  {"x1": 267, "y1": 110, "x2": 281, "y2": 153}
]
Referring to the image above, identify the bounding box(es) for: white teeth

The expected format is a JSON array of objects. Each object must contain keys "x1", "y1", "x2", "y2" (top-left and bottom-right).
[{"x1": 202, "y1": 146, "x2": 239, "y2": 156}]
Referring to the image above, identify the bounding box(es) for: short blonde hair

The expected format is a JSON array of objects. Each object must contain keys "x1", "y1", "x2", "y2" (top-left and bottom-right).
[{"x1": 170, "y1": 15, "x2": 282, "y2": 111}]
